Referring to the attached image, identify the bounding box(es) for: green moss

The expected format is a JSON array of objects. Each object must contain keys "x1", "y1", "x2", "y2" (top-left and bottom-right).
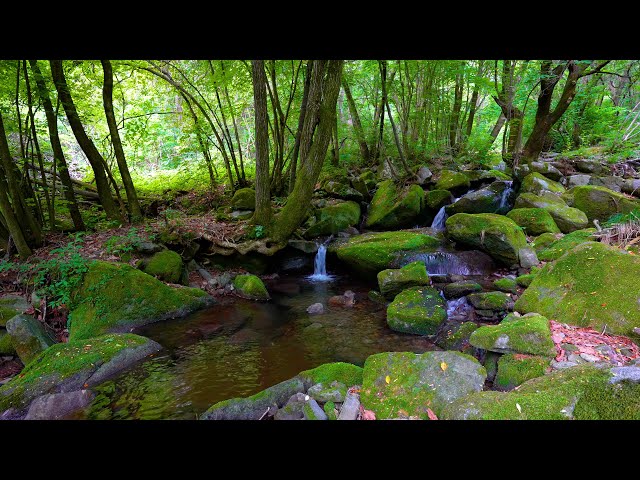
[
  {"x1": 366, "y1": 180, "x2": 425, "y2": 229},
  {"x1": 335, "y1": 231, "x2": 440, "y2": 275},
  {"x1": 520, "y1": 172, "x2": 565, "y2": 195},
  {"x1": 572, "y1": 185, "x2": 640, "y2": 223},
  {"x1": 323, "y1": 401, "x2": 337, "y2": 420},
  {"x1": 515, "y1": 193, "x2": 588, "y2": 233},
  {"x1": 494, "y1": 354, "x2": 550, "y2": 391},
  {"x1": 387, "y1": 286, "x2": 447, "y2": 335},
  {"x1": 446, "y1": 213, "x2": 528, "y2": 266},
  {"x1": 233, "y1": 274, "x2": 270, "y2": 300},
  {"x1": 537, "y1": 228, "x2": 596, "y2": 261},
  {"x1": 435, "y1": 170, "x2": 470, "y2": 192},
  {"x1": 467, "y1": 291, "x2": 511, "y2": 311},
  {"x1": 0, "y1": 297, "x2": 29, "y2": 327},
  {"x1": 377, "y1": 261, "x2": 430, "y2": 299},
  {"x1": 516, "y1": 274, "x2": 536, "y2": 287},
  {"x1": 435, "y1": 321, "x2": 479, "y2": 351},
  {"x1": 0, "y1": 307, "x2": 16, "y2": 328},
  {"x1": 0, "y1": 330, "x2": 15, "y2": 355},
  {"x1": 507, "y1": 208, "x2": 561, "y2": 236},
  {"x1": 424, "y1": 189, "x2": 453, "y2": 210},
  {"x1": 304, "y1": 201, "x2": 361, "y2": 238},
  {"x1": 68, "y1": 261, "x2": 210, "y2": 341},
  {"x1": 469, "y1": 314, "x2": 556, "y2": 356},
  {"x1": 531, "y1": 232, "x2": 562, "y2": 253},
  {"x1": 299, "y1": 362, "x2": 363, "y2": 386},
  {"x1": 515, "y1": 241, "x2": 640, "y2": 336},
  {"x1": 493, "y1": 278, "x2": 518, "y2": 293},
  {"x1": 322, "y1": 179, "x2": 363, "y2": 201},
  {"x1": 0, "y1": 333, "x2": 151, "y2": 412},
  {"x1": 231, "y1": 188, "x2": 256, "y2": 210},
  {"x1": 443, "y1": 281, "x2": 482, "y2": 299},
  {"x1": 143, "y1": 249, "x2": 185, "y2": 285}
]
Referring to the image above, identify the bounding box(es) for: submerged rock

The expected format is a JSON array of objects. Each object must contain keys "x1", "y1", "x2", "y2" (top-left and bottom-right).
[
  {"x1": 377, "y1": 261, "x2": 431, "y2": 299},
  {"x1": 68, "y1": 261, "x2": 213, "y2": 341},
  {"x1": 232, "y1": 274, "x2": 270, "y2": 301},
  {"x1": 360, "y1": 350, "x2": 486, "y2": 418},
  {"x1": 365, "y1": 180, "x2": 425, "y2": 230},
  {"x1": 25, "y1": 390, "x2": 95, "y2": 420},
  {"x1": 5, "y1": 315, "x2": 56, "y2": 365},
  {"x1": 387, "y1": 286, "x2": 447, "y2": 335},
  {"x1": 142, "y1": 249, "x2": 187, "y2": 285}
]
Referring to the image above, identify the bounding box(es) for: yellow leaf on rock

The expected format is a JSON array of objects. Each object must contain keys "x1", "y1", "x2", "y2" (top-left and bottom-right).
[
  {"x1": 440, "y1": 362, "x2": 447, "y2": 372},
  {"x1": 385, "y1": 375, "x2": 390, "y2": 384}
]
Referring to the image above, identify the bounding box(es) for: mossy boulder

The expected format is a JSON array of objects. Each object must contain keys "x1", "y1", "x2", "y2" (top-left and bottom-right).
[
  {"x1": 424, "y1": 189, "x2": 454, "y2": 210},
  {"x1": 334, "y1": 231, "x2": 440, "y2": 275},
  {"x1": 441, "y1": 363, "x2": 640, "y2": 420},
  {"x1": 230, "y1": 187, "x2": 256, "y2": 210},
  {"x1": 446, "y1": 181, "x2": 515, "y2": 215},
  {"x1": 386, "y1": 286, "x2": 447, "y2": 335},
  {"x1": 467, "y1": 291, "x2": 511, "y2": 311},
  {"x1": 494, "y1": 354, "x2": 550, "y2": 391},
  {"x1": 232, "y1": 274, "x2": 270, "y2": 301},
  {"x1": 531, "y1": 232, "x2": 562, "y2": 253},
  {"x1": 5, "y1": 315, "x2": 56, "y2": 365},
  {"x1": 446, "y1": 213, "x2": 528, "y2": 266},
  {"x1": 142, "y1": 249, "x2": 186, "y2": 285},
  {"x1": 324, "y1": 401, "x2": 338, "y2": 420},
  {"x1": 0, "y1": 333, "x2": 161, "y2": 414},
  {"x1": 434, "y1": 321, "x2": 479, "y2": 352},
  {"x1": 377, "y1": 261, "x2": 431, "y2": 299},
  {"x1": 507, "y1": 208, "x2": 561, "y2": 236},
  {"x1": 466, "y1": 169, "x2": 512, "y2": 186},
  {"x1": 516, "y1": 273, "x2": 536, "y2": 287},
  {"x1": 536, "y1": 228, "x2": 596, "y2": 262},
  {"x1": 469, "y1": 313, "x2": 556, "y2": 356},
  {"x1": 435, "y1": 170, "x2": 471, "y2": 194},
  {"x1": 514, "y1": 161, "x2": 563, "y2": 182},
  {"x1": 365, "y1": 180, "x2": 425, "y2": 230},
  {"x1": 515, "y1": 241, "x2": 640, "y2": 336},
  {"x1": 443, "y1": 281, "x2": 482, "y2": 299},
  {"x1": 515, "y1": 192, "x2": 588, "y2": 233},
  {"x1": 303, "y1": 201, "x2": 361, "y2": 238},
  {"x1": 360, "y1": 350, "x2": 486, "y2": 418},
  {"x1": 299, "y1": 362, "x2": 363, "y2": 386},
  {"x1": 493, "y1": 278, "x2": 518, "y2": 294},
  {"x1": 572, "y1": 185, "x2": 640, "y2": 223},
  {"x1": 68, "y1": 261, "x2": 212, "y2": 341},
  {"x1": 0, "y1": 295, "x2": 31, "y2": 327},
  {"x1": 520, "y1": 172, "x2": 565, "y2": 196},
  {"x1": 307, "y1": 381, "x2": 347, "y2": 403},
  {"x1": 322, "y1": 179, "x2": 364, "y2": 202},
  {"x1": 0, "y1": 330, "x2": 16, "y2": 356}
]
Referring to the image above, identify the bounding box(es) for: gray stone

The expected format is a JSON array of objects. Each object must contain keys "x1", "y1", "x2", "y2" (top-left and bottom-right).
[
  {"x1": 518, "y1": 247, "x2": 539, "y2": 268},
  {"x1": 307, "y1": 303, "x2": 325, "y2": 315},
  {"x1": 551, "y1": 361, "x2": 580, "y2": 370},
  {"x1": 135, "y1": 241, "x2": 164, "y2": 254},
  {"x1": 230, "y1": 210, "x2": 253, "y2": 220},
  {"x1": 610, "y1": 366, "x2": 640, "y2": 384},
  {"x1": 567, "y1": 174, "x2": 592, "y2": 188},
  {"x1": 25, "y1": 390, "x2": 95, "y2": 420},
  {"x1": 416, "y1": 166, "x2": 433, "y2": 185},
  {"x1": 567, "y1": 353, "x2": 586, "y2": 363},
  {"x1": 5, "y1": 314, "x2": 56, "y2": 365},
  {"x1": 303, "y1": 397, "x2": 328, "y2": 420},
  {"x1": 307, "y1": 381, "x2": 346, "y2": 403},
  {"x1": 575, "y1": 159, "x2": 606, "y2": 175},
  {"x1": 589, "y1": 175, "x2": 626, "y2": 192},
  {"x1": 338, "y1": 390, "x2": 360, "y2": 420},
  {"x1": 288, "y1": 239, "x2": 319, "y2": 254},
  {"x1": 579, "y1": 353, "x2": 601, "y2": 363},
  {"x1": 274, "y1": 392, "x2": 307, "y2": 420}
]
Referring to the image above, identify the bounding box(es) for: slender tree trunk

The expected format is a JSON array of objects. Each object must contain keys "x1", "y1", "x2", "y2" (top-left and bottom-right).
[
  {"x1": 489, "y1": 112, "x2": 506, "y2": 142},
  {"x1": 251, "y1": 60, "x2": 272, "y2": 227},
  {"x1": 342, "y1": 77, "x2": 370, "y2": 161},
  {"x1": 180, "y1": 92, "x2": 217, "y2": 189},
  {"x1": 449, "y1": 71, "x2": 463, "y2": 153},
  {"x1": 289, "y1": 61, "x2": 312, "y2": 194},
  {"x1": 50, "y1": 60, "x2": 123, "y2": 222},
  {"x1": 101, "y1": 60, "x2": 142, "y2": 222}
]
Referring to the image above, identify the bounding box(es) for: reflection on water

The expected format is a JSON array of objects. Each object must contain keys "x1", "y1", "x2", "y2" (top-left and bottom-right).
[{"x1": 81, "y1": 273, "x2": 438, "y2": 420}]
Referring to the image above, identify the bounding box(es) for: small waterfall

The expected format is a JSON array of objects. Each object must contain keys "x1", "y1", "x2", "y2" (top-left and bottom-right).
[
  {"x1": 446, "y1": 296, "x2": 473, "y2": 319},
  {"x1": 431, "y1": 207, "x2": 448, "y2": 231},
  {"x1": 308, "y1": 244, "x2": 333, "y2": 282},
  {"x1": 498, "y1": 181, "x2": 514, "y2": 211}
]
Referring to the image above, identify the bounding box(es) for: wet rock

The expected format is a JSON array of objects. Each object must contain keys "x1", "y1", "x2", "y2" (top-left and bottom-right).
[
  {"x1": 377, "y1": 261, "x2": 431, "y2": 299},
  {"x1": 443, "y1": 281, "x2": 482, "y2": 299},
  {"x1": 287, "y1": 239, "x2": 319, "y2": 254},
  {"x1": 365, "y1": 180, "x2": 425, "y2": 230},
  {"x1": 25, "y1": 390, "x2": 95, "y2": 420},
  {"x1": 306, "y1": 303, "x2": 325, "y2": 315},
  {"x1": 328, "y1": 290, "x2": 356, "y2": 308},
  {"x1": 424, "y1": 189, "x2": 454, "y2": 210},
  {"x1": 446, "y1": 181, "x2": 515, "y2": 216},
  {"x1": 5, "y1": 315, "x2": 56, "y2": 365},
  {"x1": 387, "y1": 286, "x2": 447, "y2": 335},
  {"x1": 231, "y1": 188, "x2": 256, "y2": 210},
  {"x1": 233, "y1": 274, "x2": 270, "y2": 301}
]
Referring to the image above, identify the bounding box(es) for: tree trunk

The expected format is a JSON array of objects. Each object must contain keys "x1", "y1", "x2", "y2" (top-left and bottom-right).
[
  {"x1": 101, "y1": 60, "x2": 142, "y2": 222},
  {"x1": 50, "y1": 60, "x2": 123, "y2": 222},
  {"x1": 449, "y1": 71, "x2": 463, "y2": 153},
  {"x1": 251, "y1": 60, "x2": 272, "y2": 226},
  {"x1": 342, "y1": 77, "x2": 370, "y2": 162},
  {"x1": 288, "y1": 61, "x2": 312, "y2": 194},
  {"x1": 489, "y1": 112, "x2": 506, "y2": 142}
]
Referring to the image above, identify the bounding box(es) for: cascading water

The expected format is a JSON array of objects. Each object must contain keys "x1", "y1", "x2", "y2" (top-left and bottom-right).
[
  {"x1": 446, "y1": 296, "x2": 473, "y2": 320},
  {"x1": 497, "y1": 181, "x2": 514, "y2": 211},
  {"x1": 408, "y1": 251, "x2": 474, "y2": 276},
  {"x1": 308, "y1": 244, "x2": 333, "y2": 282},
  {"x1": 430, "y1": 207, "x2": 448, "y2": 231}
]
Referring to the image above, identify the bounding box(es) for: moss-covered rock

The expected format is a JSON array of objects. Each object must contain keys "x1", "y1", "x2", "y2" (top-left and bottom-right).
[
  {"x1": 572, "y1": 185, "x2": 640, "y2": 223},
  {"x1": 493, "y1": 277, "x2": 518, "y2": 293},
  {"x1": 516, "y1": 273, "x2": 536, "y2": 287},
  {"x1": 446, "y1": 181, "x2": 515, "y2": 215},
  {"x1": 307, "y1": 381, "x2": 347, "y2": 403},
  {"x1": 536, "y1": 228, "x2": 596, "y2": 262},
  {"x1": 0, "y1": 333, "x2": 161, "y2": 414},
  {"x1": 377, "y1": 261, "x2": 431, "y2": 299},
  {"x1": 303, "y1": 201, "x2": 361, "y2": 238},
  {"x1": 0, "y1": 295, "x2": 31, "y2": 327},
  {"x1": 142, "y1": 249, "x2": 186, "y2": 285},
  {"x1": 494, "y1": 354, "x2": 551, "y2": 391},
  {"x1": 434, "y1": 321, "x2": 479, "y2": 352},
  {"x1": 467, "y1": 291, "x2": 511, "y2": 311},
  {"x1": 232, "y1": 274, "x2": 270, "y2": 301},
  {"x1": 446, "y1": 213, "x2": 528, "y2": 266},
  {"x1": 361, "y1": 350, "x2": 486, "y2": 418},
  {"x1": 5, "y1": 315, "x2": 56, "y2": 365},
  {"x1": 515, "y1": 193, "x2": 588, "y2": 233},
  {"x1": 514, "y1": 161, "x2": 563, "y2": 182},
  {"x1": 515, "y1": 242, "x2": 640, "y2": 336},
  {"x1": 322, "y1": 180, "x2": 364, "y2": 202},
  {"x1": 531, "y1": 232, "x2": 562, "y2": 253},
  {"x1": 466, "y1": 169, "x2": 512, "y2": 186},
  {"x1": 323, "y1": 401, "x2": 337, "y2": 420},
  {"x1": 335, "y1": 231, "x2": 440, "y2": 275},
  {"x1": 365, "y1": 180, "x2": 425, "y2": 230},
  {"x1": 0, "y1": 330, "x2": 16, "y2": 356},
  {"x1": 507, "y1": 208, "x2": 561, "y2": 236},
  {"x1": 68, "y1": 261, "x2": 212, "y2": 341},
  {"x1": 435, "y1": 170, "x2": 471, "y2": 194},
  {"x1": 520, "y1": 172, "x2": 565, "y2": 196},
  {"x1": 425, "y1": 189, "x2": 454, "y2": 210},
  {"x1": 441, "y1": 363, "x2": 640, "y2": 420},
  {"x1": 387, "y1": 286, "x2": 447, "y2": 335},
  {"x1": 443, "y1": 281, "x2": 482, "y2": 299},
  {"x1": 469, "y1": 313, "x2": 556, "y2": 356},
  {"x1": 230, "y1": 187, "x2": 256, "y2": 210},
  {"x1": 299, "y1": 362, "x2": 364, "y2": 387}
]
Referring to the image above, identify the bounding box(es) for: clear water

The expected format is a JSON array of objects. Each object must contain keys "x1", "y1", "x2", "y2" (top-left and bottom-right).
[
  {"x1": 307, "y1": 244, "x2": 333, "y2": 282},
  {"x1": 498, "y1": 181, "x2": 514, "y2": 211},
  {"x1": 79, "y1": 273, "x2": 439, "y2": 420},
  {"x1": 430, "y1": 206, "x2": 448, "y2": 231}
]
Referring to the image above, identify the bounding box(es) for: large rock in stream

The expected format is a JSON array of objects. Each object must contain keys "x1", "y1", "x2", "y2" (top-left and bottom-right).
[
  {"x1": 303, "y1": 201, "x2": 361, "y2": 238},
  {"x1": 232, "y1": 274, "x2": 270, "y2": 301},
  {"x1": 377, "y1": 261, "x2": 431, "y2": 299},
  {"x1": 386, "y1": 286, "x2": 447, "y2": 335},
  {"x1": 365, "y1": 180, "x2": 425, "y2": 230},
  {"x1": 515, "y1": 242, "x2": 640, "y2": 337},
  {"x1": 515, "y1": 192, "x2": 588, "y2": 233},
  {"x1": 434, "y1": 170, "x2": 471, "y2": 194},
  {"x1": 0, "y1": 333, "x2": 161, "y2": 416},
  {"x1": 68, "y1": 261, "x2": 213, "y2": 341},
  {"x1": 360, "y1": 351, "x2": 486, "y2": 419},
  {"x1": 445, "y1": 213, "x2": 531, "y2": 267},
  {"x1": 445, "y1": 181, "x2": 515, "y2": 215},
  {"x1": 519, "y1": 172, "x2": 565, "y2": 195},
  {"x1": 571, "y1": 185, "x2": 640, "y2": 223},
  {"x1": 507, "y1": 208, "x2": 561, "y2": 235}
]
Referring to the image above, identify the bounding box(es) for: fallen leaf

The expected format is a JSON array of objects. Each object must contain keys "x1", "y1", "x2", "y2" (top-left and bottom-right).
[
  {"x1": 516, "y1": 403, "x2": 522, "y2": 414},
  {"x1": 385, "y1": 375, "x2": 390, "y2": 384},
  {"x1": 426, "y1": 408, "x2": 438, "y2": 420},
  {"x1": 440, "y1": 361, "x2": 448, "y2": 372}
]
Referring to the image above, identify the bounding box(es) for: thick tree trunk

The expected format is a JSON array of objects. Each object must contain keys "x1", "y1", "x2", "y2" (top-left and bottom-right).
[
  {"x1": 271, "y1": 60, "x2": 343, "y2": 243},
  {"x1": 101, "y1": 60, "x2": 142, "y2": 222},
  {"x1": 251, "y1": 60, "x2": 272, "y2": 226},
  {"x1": 342, "y1": 77, "x2": 370, "y2": 162},
  {"x1": 50, "y1": 60, "x2": 123, "y2": 222}
]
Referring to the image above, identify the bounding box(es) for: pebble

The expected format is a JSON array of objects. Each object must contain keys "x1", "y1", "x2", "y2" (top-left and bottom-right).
[
  {"x1": 306, "y1": 303, "x2": 325, "y2": 315},
  {"x1": 579, "y1": 353, "x2": 601, "y2": 363}
]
